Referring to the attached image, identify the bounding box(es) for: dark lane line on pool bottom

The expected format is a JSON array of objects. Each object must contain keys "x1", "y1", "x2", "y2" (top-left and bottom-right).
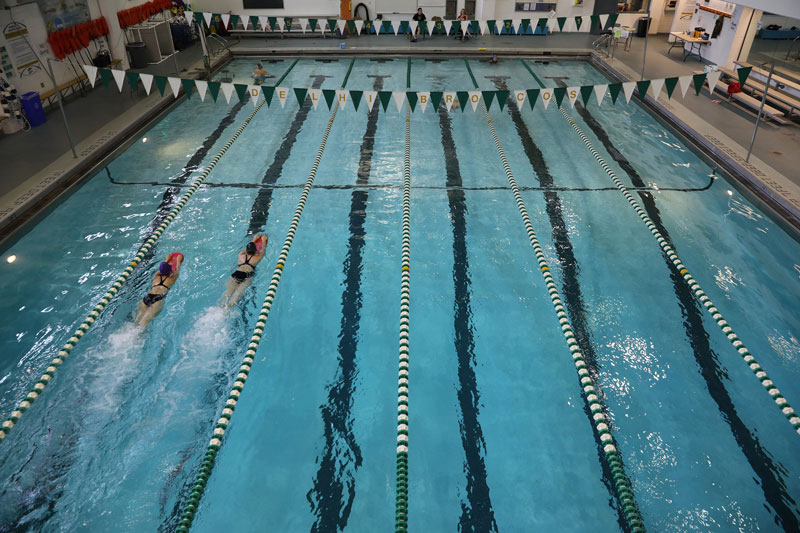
[
  {"x1": 558, "y1": 86, "x2": 800, "y2": 531},
  {"x1": 305, "y1": 75, "x2": 388, "y2": 532},
  {"x1": 438, "y1": 103, "x2": 499, "y2": 531},
  {"x1": 488, "y1": 75, "x2": 628, "y2": 532}
]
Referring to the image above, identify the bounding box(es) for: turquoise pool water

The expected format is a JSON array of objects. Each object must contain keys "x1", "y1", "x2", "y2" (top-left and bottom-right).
[{"x1": 0, "y1": 58, "x2": 799, "y2": 532}]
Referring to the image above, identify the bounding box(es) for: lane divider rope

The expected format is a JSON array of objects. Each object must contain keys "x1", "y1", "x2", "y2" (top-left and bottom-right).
[
  {"x1": 481, "y1": 102, "x2": 646, "y2": 532},
  {"x1": 558, "y1": 106, "x2": 800, "y2": 436},
  {"x1": 395, "y1": 107, "x2": 411, "y2": 533},
  {"x1": 0, "y1": 100, "x2": 268, "y2": 443},
  {"x1": 176, "y1": 103, "x2": 341, "y2": 532}
]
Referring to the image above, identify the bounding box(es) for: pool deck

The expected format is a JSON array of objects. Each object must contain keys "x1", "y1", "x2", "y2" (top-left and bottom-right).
[{"x1": 1, "y1": 32, "x2": 799, "y2": 242}]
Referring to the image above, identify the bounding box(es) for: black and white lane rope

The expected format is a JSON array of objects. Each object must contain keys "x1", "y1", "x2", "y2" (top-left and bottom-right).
[
  {"x1": 395, "y1": 107, "x2": 412, "y2": 533},
  {"x1": 558, "y1": 106, "x2": 800, "y2": 437},
  {"x1": 0, "y1": 101, "x2": 268, "y2": 443},
  {"x1": 480, "y1": 103, "x2": 646, "y2": 532},
  {"x1": 176, "y1": 103, "x2": 341, "y2": 532}
]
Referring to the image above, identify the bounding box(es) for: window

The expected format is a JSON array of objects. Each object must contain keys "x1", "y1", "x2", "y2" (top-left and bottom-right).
[{"x1": 515, "y1": 2, "x2": 557, "y2": 12}]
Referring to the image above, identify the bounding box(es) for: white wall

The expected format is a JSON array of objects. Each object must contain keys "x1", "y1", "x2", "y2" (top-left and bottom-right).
[
  {"x1": 686, "y1": 1, "x2": 753, "y2": 67},
  {"x1": 730, "y1": 0, "x2": 799, "y2": 19},
  {"x1": 190, "y1": 0, "x2": 340, "y2": 17}
]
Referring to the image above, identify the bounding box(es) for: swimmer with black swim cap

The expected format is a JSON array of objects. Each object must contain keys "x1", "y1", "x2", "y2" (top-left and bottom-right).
[
  {"x1": 222, "y1": 234, "x2": 268, "y2": 308},
  {"x1": 135, "y1": 253, "x2": 183, "y2": 328}
]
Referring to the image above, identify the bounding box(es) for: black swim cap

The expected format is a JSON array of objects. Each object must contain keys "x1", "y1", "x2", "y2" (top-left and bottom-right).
[{"x1": 246, "y1": 242, "x2": 257, "y2": 255}]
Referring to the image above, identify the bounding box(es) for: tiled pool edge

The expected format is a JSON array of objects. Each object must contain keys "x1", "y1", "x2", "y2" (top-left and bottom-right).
[{"x1": 592, "y1": 53, "x2": 800, "y2": 233}]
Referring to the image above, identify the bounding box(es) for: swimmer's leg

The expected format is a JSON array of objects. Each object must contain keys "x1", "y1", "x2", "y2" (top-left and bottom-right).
[
  {"x1": 225, "y1": 278, "x2": 252, "y2": 309},
  {"x1": 135, "y1": 300, "x2": 165, "y2": 329}
]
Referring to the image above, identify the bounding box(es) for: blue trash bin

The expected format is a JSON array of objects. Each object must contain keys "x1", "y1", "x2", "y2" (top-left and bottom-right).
[{"x1": 21, "y1": 92, "x2": 46, "y2": 127}]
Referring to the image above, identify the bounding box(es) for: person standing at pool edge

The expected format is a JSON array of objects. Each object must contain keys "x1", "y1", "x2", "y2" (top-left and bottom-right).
[
  {"x1": 222, "y1": 234, "x2": 268, "y2": 308},
  {"x1": 408, "y1": 8, "x2": 425, "y2": 42},
  {"x1": 135, "y1": 253, "x2": 183, "y2": 329}
]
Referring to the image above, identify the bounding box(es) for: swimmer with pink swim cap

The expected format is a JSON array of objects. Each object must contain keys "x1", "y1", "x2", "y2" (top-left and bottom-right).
[{"x1": 135, "y1": 252, "x2": 184, "y2": 328}]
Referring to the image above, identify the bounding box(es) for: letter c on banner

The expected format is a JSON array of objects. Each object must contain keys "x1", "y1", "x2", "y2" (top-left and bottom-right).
[{"x1": 516, "y1": 92, "x2": 524, "y2": 101}]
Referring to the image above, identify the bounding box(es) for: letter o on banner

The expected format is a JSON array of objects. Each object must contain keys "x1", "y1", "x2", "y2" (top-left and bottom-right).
[
  {"x1": 470, "y1": 93, "x2": 479, "y2": 102},
  {"x1": 543, "y1": 92, "x2": 551, "y2": 100}
]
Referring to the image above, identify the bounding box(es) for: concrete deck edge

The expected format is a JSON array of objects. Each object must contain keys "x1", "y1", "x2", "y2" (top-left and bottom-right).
[{"x1": 592, "y1": 53, "x2": 800, "y2": 232}]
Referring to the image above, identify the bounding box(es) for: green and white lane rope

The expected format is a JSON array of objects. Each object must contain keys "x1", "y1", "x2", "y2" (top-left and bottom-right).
[
  {"x1": 480, "y1": 102, "x2": 646, "y2": 532},
  {"x1": 0, "y1": 100, "x2": 268, "y2": 443},
  {"x1": 175, "y1": 104, "x2": 341, "y2": 533},
  {"x1": 395, "y1": 108, "x2": 412, "y2": 533},
  {"x1": 557, "y1": 106, "x2": 800, "y2": 436}
]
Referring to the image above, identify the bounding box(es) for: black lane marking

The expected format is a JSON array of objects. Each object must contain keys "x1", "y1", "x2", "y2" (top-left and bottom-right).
[
  {"x1": 306, "y1": 75, "x2": 388, "y2": 532},
  {"x1": 563, "y1": 87, "x2": 800, "y2": 530},
  {"x1": 246, "y1": 75, "x2": 332, "y2": 235},
  {"x1": 439, "y1": 104, "x2": 498, "y2": 532},
  {"x1": 107, "y1": 175, "x2": 715, "y2": 193},
  {"x1": 488, "y1": 76, "x2": 628, "y2": 531}
]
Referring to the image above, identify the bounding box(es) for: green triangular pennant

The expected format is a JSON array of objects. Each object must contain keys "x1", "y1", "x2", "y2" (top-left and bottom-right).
[
  {"x1": 452, "y1": 20, "x2": 461, "y2": 34},
  {"x1": 346, "y1": 20, "x2": 356, "y2": 34},
  {"x1": 419, "y1": 20, "x2": 428, "y2": 34},
  {"x1": 126, "y1": 71, "x2": 140, "y2": 92},
  {"x1": 194, "y1": 12, "x2": 204, "y2": 25},
  {"x1": 693, "y1": 73, "x2": 707, "y2": 95},
  {"x1": 553, "y1": 87, "x2": 567, "y2": 107},
  {"x1": 99, "y1": 68, "x2": 113, "y2": 88},
  {"x1": 207, "y1": 81, "x2": 221, "y2": 102},
  {"x1": 470, "y1": 21, "x2": 480, "y2": 34},
  {"x1": 234, "y1": 83, "x2": 248, "y2": 103},
  {"x1": 382, "y1": 21, "x2": 392, "y2": 34},
  {"x1": 483, "y1": 90, "x2": 495, "y2": 110},
  {"x1": 294, "y1": 88, "x2": 308, "y2": 106},
  {"x1": 323, "y1": 89, "x2": 336, "y2": 109},
  {"x1": 664, "y1": 76, "x2": 678, "y2": 98},
  {"x1": 590, "y1": 15, "x2": 601, "y2": 32},
  {"x1": 327, "y1": 19, "x2": 337, "y2": 32},
  {"x1": 182, "y1": 78, "x2": 195, "y2": 99},
  {"x1": 364, "y1": 20, "x2": 374, "y2": 34},
  {"x1": 262, "y1": 86, "x2": 275, "y2": 105},
  {"x1": 378, "y1": 91, "x2": 392, "y2": 111},
  {"x1": 503, "y1": 20, "x2": 513, "y2": 34},
  {"x1": 399, "y1": 21, "x2": 409, "y2": 34},
  {"x1": 557, "y1": 17, "x2": 567, "y2": 31},
  {"x1": 574, "y1": 16, "x2": 583, "y2": 31},
  {"x1": 580, "y1": 85, "x2": 594, "y2": 106},
  {"x1": 456, "y1": 91, "x2": 469, "y2": 112},
  {"x1": 496, "y1": 90, "x2": 509, "y2": 110},
  {"x1": 537, "y1": 18, "x2": 547, "y2": 29},
  {"x1": 608, "y1": 13, "x2": 619, "y2": 27},
  {"x1": 230, "y1": 15, "x2": 240, "y2": 29},
  {"x1": 250, "y1": 16, "x2": 259, "y2": 30},
  {"x1": 527, "y1": 88, "x2": 540, "y2": 109},
  {"x1": 609, "y1": 83, "x2": 622, "y2": 104},
  {"x1": 636, "y1": 80, "x2": 651, "y2": 100},
  {"x1": 737, "y1": 66, "x2": 752, "y2": 86},
  {"x1": 430, "y1": 91, "x2": 443, "y2": 111},
  {"x1": 309, "y1": 18, "x2": 318, "y2": 32},
  {"x1": 487, "y1": 20, "x2": 497, "y2": 34},
  {"x1": 350, "y1": 90, "x2": 363, "y2": 110},
  {"x1": 406, "y1": 91, "x2": 417, "y2": 112},
  {"x1": 284, "y1": 17, "x2": 292, "y2": 30},
  {"x1": 154, "y1": 75, "x2": 167, "y2": 95},
  {"x1": 521, "y1": 19, "x2": 530, "y2": 31},
  {"x1": 268, "y1": 17, "x2": 277, "y2": 30}
]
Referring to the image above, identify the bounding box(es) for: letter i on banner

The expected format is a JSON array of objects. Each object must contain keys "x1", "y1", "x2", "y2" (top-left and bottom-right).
[
  {"x1": 514, "y1": 89, "x2": 526, "y2": 110},
  {"x1": 364, "y1": 90, "x2": 377, "y2": 111},
  {"x1": 276, "y1": 86, "x2": 288, "y2": 108},
  {"x1": 417, "y1": 91, "x2": 430, "y2": 112},
  {"x1": 308, "y1": 88, "x2": 321, "y2": 110}
]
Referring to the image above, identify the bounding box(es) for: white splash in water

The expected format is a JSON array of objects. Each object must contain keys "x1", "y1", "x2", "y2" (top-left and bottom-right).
[
  {"x1": 179, "y1": 306, "x2": 231, "y2": 373},
  {"x1": 87, "y1": 323, "x2": 146, "y2": 413}
]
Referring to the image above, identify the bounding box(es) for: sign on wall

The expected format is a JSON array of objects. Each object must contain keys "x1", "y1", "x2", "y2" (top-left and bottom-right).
[{"x1": 243, "y1": 0, "x2": 286, "y2": 8}]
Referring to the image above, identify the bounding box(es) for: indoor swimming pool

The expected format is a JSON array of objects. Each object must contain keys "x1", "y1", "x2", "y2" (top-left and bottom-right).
[{"x1": 1, "y1": 57, "x2": 799, "y2": 532}]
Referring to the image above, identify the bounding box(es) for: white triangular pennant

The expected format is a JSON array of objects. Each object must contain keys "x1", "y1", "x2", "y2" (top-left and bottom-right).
[
  {"x1": 140, "y1": 73, "x2": 153, "y2": 95},
  {"x1": 622, "y1": 82, "x2": 636, "y2": 103},
  {"x1": 221, "y1": 14, "x2": 230, "y2": 28},
  {"x1": 337, "y1": 19, "x2": 346, "y2": 35},
  {"x1": 541, "y1": 88, "x2": 554, "y2": 109},
  {"x1": 547, "y1": 17, "x2": 559, "y2": 33},
  {"x1": 393, "y1": 21, "x2": 401, "y2": 35},
  {"x1": 579, "y1": 17, "x2": 591, "y2": 33},
  {"x1": 678, "y1": 75, "x2": 692, "y2": 97},
  {"x1": 241, "y1": 15, "x2": 249, "y2": 30},
  {"x1": 276, "y1": 17, "x2": 285, "y2": 31},
  {"x1": 276, "y1": 86, "x2": 288, "y2": 108},
  {"x1": 514, "y1": 89, "x2": 527, "y2": 110},
  {"x1": 418, "y1": 91, "x2": 430, "y2": 112},
  {"x1": 221, "y1": 83, "x2": 235, "y2": 104},
  {"x1": 167, "y1": 77, "x2": 181, "y2": 98},
  {"x1": 480, "y1": 20, "x2": 489, "y2": 35},
  {"x1": 599, "y1": 14, "x2": 609, "y2": 30},
  {"x1": 195, "y1": 80, "x2": 208, "y2": 101},
  {"x1": 297, "y1": 18, "x2": 307, "y2": 33},
  {"x1": 443, "y1": 20, "x2": 452, "y2": 36},
  {"x1": 258, "y1": 16, "x2": 268, "y2": 31},
  {"x1": 247, "y1": 84, "x2": 260, "y2": 106},
  {"x1": 82, "y1": 64, "x2": 98, "y2": 87},
  {"x1": 594, "y1": 84, "x2": 608, "y2": 106},
  {"x1": 112, "y1": 69, "x2": 126, "y2": 92},
  {"x1": 185, "y1": 11, "x2": 193, "y2": 26},
  {"x1": 468, "y1": 90, "x2": 481, "y2": 111},
  {"x1": 393, "y1": 91, "x2": 405, "y2": 112},
  {"x1": 307, "y1": 88, "x2": 321, "y2": 110},
  {"x1": 410, "y1": 20, "x2": 418, "y2": 36},
  {"x1": 355, "y1": 20, "x2": 363, "y2": 34},
  {"x1": 335, "y1": 89, "x2": 349, "y2": 109},
  {"x1": 444, "y1": 91, "x2": 456, "y2": 111},
  {"x1": 650, "y1": 78, "x2": 664, "y2": 100},
  {"x1": 203, "y1": 12, "x2": 212, "y2": 27},
  {"x1": 707, "y1": 70, "x2": 721, "y2": 95},
  {"x1": 567, "y1": 86, "x2": 580, "y2": 108},
  {"x1": 364, "y1": 90, "x2": 377, "y2": 111}
]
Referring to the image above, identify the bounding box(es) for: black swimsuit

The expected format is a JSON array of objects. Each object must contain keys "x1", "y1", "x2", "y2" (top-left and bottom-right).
[
  {"x1": 142, "y1": 275, "x2": 170, "y2": 307},
  {"x1": 231, "y1": 254, "x2": 256, "y2": 283}
]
